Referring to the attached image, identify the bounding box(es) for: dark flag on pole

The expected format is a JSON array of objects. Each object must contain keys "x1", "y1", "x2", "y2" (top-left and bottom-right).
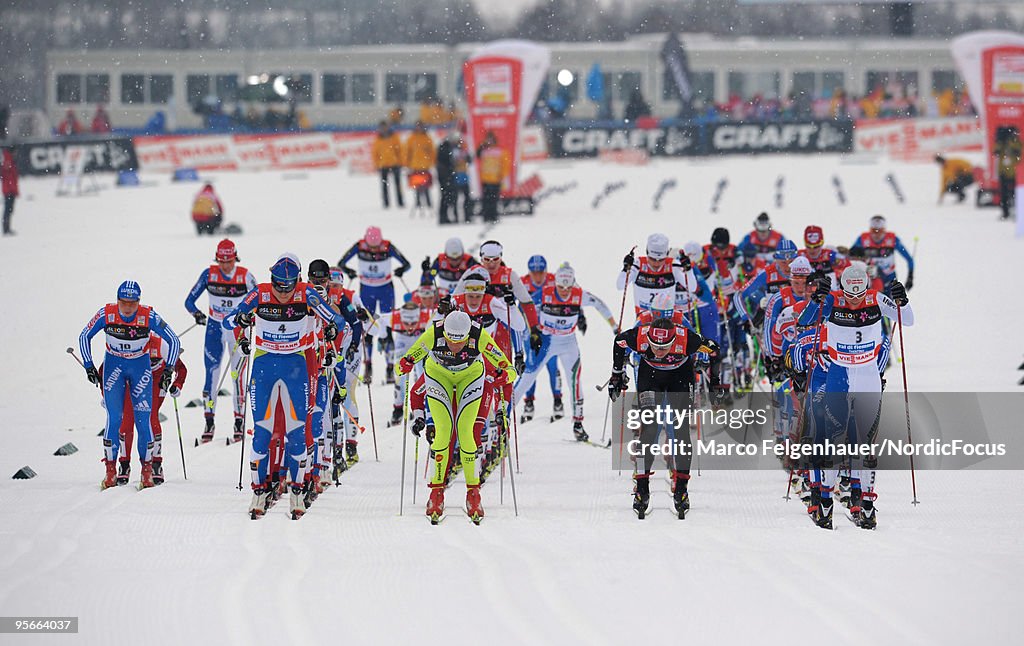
[{"x1": 661, "y1": 32, "x2": 695, "y2": 116}]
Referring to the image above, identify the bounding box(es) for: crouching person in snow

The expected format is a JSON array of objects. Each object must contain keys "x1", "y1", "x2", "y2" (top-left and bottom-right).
[
  {"x1": 225, "y1": 256, "x2": 361, "y2": 520},
  {"x1": 395, "y1": 311, "x2": 516, "y2": 525},
  {"x1": 79, "y1": 281, "x2": 181, "y2": 490}
]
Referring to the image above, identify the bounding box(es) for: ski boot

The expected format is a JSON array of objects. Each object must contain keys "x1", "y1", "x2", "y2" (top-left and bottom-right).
[
  {"x1": 290, "y1": 485, "x2": 307, "y2": 520},
  {"x1": 633, "y1": 474, "x2": 651, "y2": 519},
  {"x1": 673, "y1": 475, "x2": 690, "y2": 519},
  {"x1": 233, "y1": 417, "x2": 245, "y2": 443},
  {"x1": 426, "y1": 484, "x2": 446, "y2": 524},
  {"x1": 345, "y1": 440, "x2": 359, "y2": 466},
  {"x1": 520, "y1": 398, "x2": 535, "y2": 423},
  {"x1": 385, "y1": 364, "x2": 395, "y2": 385},
  {"x1": 388, "y1": 405, "x2": 403, "y2": 427},
  {"x1": 152, "y1": 458, "x2": 165, "y2": 485},
  {"x1": 332, "y1": 444, "x2": 349, "y2": 479},
  {"x1": 813, "y1": 497, "x2": 834, "y2": 530},
  {"x1": 362, "y1": 361, "x2": 373, "y2": 385},
  {"x1": 116, "y1": 458, "x2": 131, "y2": 486},
  {"x1": 855, "y1": 493, "x2": 877, "y2": 530},
  {"x1": 806, "y1": 486, "x2": 821, "y2": 516},
  {"x1": 249, "y1": 487, "x2": 270, "y2": 519},
  {"x1": 798, "y1": 476, "x2": 813, "y2": 504},
  {"x1": 572, "y1": 421, "x2": 589, "y2": 443},
  {"x1": 846, "y1": 487, "x2": 863, "y2": 513},
  {"x1": 201, "y1": 415, "x2": 215, "y2": 443},
  {"x1": 466, "y1": 484, "x2": 484, "y2": 525},
  {"x1": 551, "y1": 396, "x2": 564, "y2": 421},
  {"x1": 710, "y1": 384, "x2": 732, "y2": 407},
  {"x1": 101, "y1": 459, "x2": 118, "y2": 490},
  {"x1": 139, "y1": 461, "x2": 155, "y2": 489},
  {"x1": 838, "y1": 475, "x2": 852, "y2": 507}
]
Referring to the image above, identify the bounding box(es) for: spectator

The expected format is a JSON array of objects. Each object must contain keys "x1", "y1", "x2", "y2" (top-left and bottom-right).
[
  {"x1": 373, "y1": 120, "x2": 404, "y2": 209},
  {"x1": 476, "y1": 130, "x2": 509, "y2": 224},
  {"x1": 91, "y1": 105, "x2": 112, "y2": 133},
  {"x1": 419, "y1": 98, "x2": 447, "y2": 126},
  {"x1": 388, "y1": 104, "x2": 404, "y2": 126},
  {"x1": 935, "y1": 155, "x2": 975, "y2": 203},
  {"x1": 623, "y1": 88, "x2": 651, "y2": 123},
  {"x1": 191, "y1": 183, "x2": 224, "y2": 235},
  {"x1": 437, "y1": 131, "x2": 472, "y2": 224},
  {"x1": 404, "y1": 120, "x2": 436, "y2": 210},
  {"x1": 57, "y1": 109, "x2": 82, "y2": 136},
  {"x1": 993, "y1": 126, "x2": 1022, "y2": 220},
  {"x1": 1, "y1": 145, "x2": 18, "y2": 236},
  {"x1": 446, "y1": 101, "x2": 462, "y2": 124}
]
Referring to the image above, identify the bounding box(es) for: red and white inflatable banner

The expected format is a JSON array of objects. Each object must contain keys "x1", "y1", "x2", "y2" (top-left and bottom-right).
[
  {"x1": 952, "y1": 31, "x2": 1024, "y2": 184},
  {"x1": 463, "y1": 40, "x2": 549, "y2": 194},
  {"x1": 854, "y1": 117, "x2": 982, "y2": 157}
]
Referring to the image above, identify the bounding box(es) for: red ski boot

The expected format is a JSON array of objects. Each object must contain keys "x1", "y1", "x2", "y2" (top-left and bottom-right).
[
  {"x1": 466, "y1": 484, "x2": 484, "y2": 525},
  {"x1": 101, "y1": 459, "x2": 117, "y2": 490},
  {"x1": 426, "y1": 484, "x2": 446, "y2": 524},
  {"x1": 139, "y1": 461, "x2": 155, "y2": 489}
]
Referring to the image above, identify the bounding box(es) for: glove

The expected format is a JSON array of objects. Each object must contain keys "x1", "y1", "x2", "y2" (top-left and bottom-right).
[
  {"x1": 503, "y1": 290, "x2": 517, "y2": 306},
  {"x1": 345, "y1": 343, "x2": 358, "y2": 362},
  {"x1": 342, "y1": 266, "x2": 357, "y2": 280},
  {"x1": 437, "y1": 295, "x2": 453, "y2": 316},
  {"x1": 160, "y1": 369, "x2": 173, "y2": 393},
  {"x1": 677, "y1": 252, "x2": 692, "y2": 271},
  {"x1": 751, "y1": 308, "x2": 765, "y2": 329},
  {"x1": 492, "y1": 368, "x2": 514, "y2": 388},
  {"x1": 324, "y1": 322, "x2": 338, "y2": 342},
  {"x1": 577, "y1": 310, "x2": 588, "y2": 335},
  {"x1": 426, "y1": 424, "x2": 435, "y2": 444},
  {"x1": 608, "y1": 371, "x2": 627, "y2": 401},
  {"x1": 322, "y1": 348, "x2": 336, "y2": 369},
  {"x1": 741, "y1": 320, "x2": 752, "y2": 335},
  {"x1": 411, "y1": 411, "x2": 426, "y2": 437},
  {"x1": 85, "y1": 366, "x2": 100, "y2": 386},
  {"x1": 234, "y1": 311, "x2": 254, "y2": 328},
  {"x1": 332, "y1": 385, "x2": 347, "y2": 405},
  {"x1": 395, "y1": 266, "x2": 407, "y2": 278},
  {"x1": 889, "y1": 280, "x2": 909, "y2": 307},
  {"x1": 514, "y1": 353, "x2": 526, "y2": 375},
  {"x1": 701, "y1": 339, "x2": 720, "y2": 357},
  {"x1": 693, "y1": 351, "x2": 711, "y2": 371},
  {"x1": 238, "y1": 336, "x2": 251, "y2": 355},
  {"x1": 622, "y1": 250, "x2": 635, "y2": 272},
  {"x1": 395, "y1": 356, "x2": 416, "y2": 377},
  {"x1": 766, "y1": 358, "x2": 784, "y2": 383},
  {"x1": 168, "y1": 384, "x2": 181, "y2": 398},
  {"x1": 529, "y1": 326, "x2": 543, "y2": 353},
  {"x1": 421, "y1": 256, "x2": 432, "y2": 273},
  {"x1": 904, "y1": 270, "x2": 914, "y2": 291},
  {"x1": 810, "y1": 273, "x2": 831, "y2": 304},
  {"x1": 193, "y1": 311, "x2": 207, "y2": 326}
]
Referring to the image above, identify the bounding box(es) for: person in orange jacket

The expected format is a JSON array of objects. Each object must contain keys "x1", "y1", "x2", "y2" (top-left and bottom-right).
[
  {"x1": 935, "y1": 155, "x2": 975, "y2": 203},
  {"x1": 191, "y1": 183, "x2": 224, "y2": 235},
  {"x1": 373, "y1": 120, "x2": 404, "y2": 208},
  {"x1": 476, "y1": 130, "x2": 510, "y2": 223},
  {"x1": 404, "y1": 121, "x2": 436, "y2": 209}
]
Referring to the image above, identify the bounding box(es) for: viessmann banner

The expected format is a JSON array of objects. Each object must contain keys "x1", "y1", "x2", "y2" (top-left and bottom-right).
[{"x1": 546, "y1": 120, "x2": 853, "y2": 158}]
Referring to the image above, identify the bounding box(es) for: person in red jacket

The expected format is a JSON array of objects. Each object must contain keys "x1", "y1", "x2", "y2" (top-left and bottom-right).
[
  {"x1": 191, "y1": 183, "x2": 224, "y2": 235},
  {"x1": 57, "y1": 109, "x2": 83, "y2": 136},
  {"x1": 115, "y1": 333, "x2": 188, "y2": 486},
  {"x1": 91, "y1": 105, "x2": 112, "y2": 133},
  {"x1": 1, "y1": 146, "x2": 17, "y2": 236}
]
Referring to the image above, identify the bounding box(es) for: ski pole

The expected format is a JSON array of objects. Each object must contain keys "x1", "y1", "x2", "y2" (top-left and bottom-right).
[
  {"x1": 614, "y1": 248, "x2": 636, "y2": 476},
  {"x1": 600, "y1": 396, "x2": 611, "y2": 443},
  {"x1": 366, "y1": 372, "x2": 379, "y2": 462},
  {"x1": 412, "y1": 433, "x2": 419, "y2": 505},
  {"x1": 399, "y1": 370, "x2": 410, "y2": 516},
  {"x1": 785, "y1": 305, "x2": 825, "y2": 501},
  {"x1": 499, "y1": 389, "x2": 518, "y2": 517},
  {"x1": 896, "y1": 304, "x2": 919, "y2": 505},
  {"x1": 236, "y1": 345, "x2": 250, "y2": 490},
  {"x1": 172, "y1": 396, "x2": 188, "y2": 481},
  {"x1": 504, "y1": 303, "x2": 522, "y2": 473},
  {"x1": 615, "y1": 245, "x2": 637, "y2": 333},
  {"x1": 66, "y1": 346, "x2": 88, "y2": 370},
  {"x1": 398, "y1": 275, "x2": 412, "y2": 294},
  {"x1": 178, "y1": 321, "x2": 200, "y2": 338}
]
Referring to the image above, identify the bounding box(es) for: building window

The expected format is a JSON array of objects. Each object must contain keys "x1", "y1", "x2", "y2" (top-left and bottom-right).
[
  {"x1": 57, "y1": 74, "x2": 82, "y2": 104},
  {"x1": 290, "y1": 74, "x2": 312, "y2": 103},
  {"x1": 821, "y1": 71, "x2": 845, "y2": 98},
  {"x1": 351, "y1": 73, "x2": 376, "y2": 103},
  {"x1": 149, "y1": 74, "x2": 173, "y2": 104},
  {"x1": 728, "y1": 70, "x2": 780, "y2": 100},
  {"x1": 186, "y1": 74, "x2": 210, "y2": 107},
  {"x1": 385, "y1": 73, "x2": 409, "y2": 103},
  {"x1": 866, "y1": 70, "x2": 919, "y2": 98},
  {"x1": 932, "y1": 69, "x2": 961, "y2": 93},
  {"x1": 322, "y1": 73, "x2": 347, "y2": 103},
  {"x1": 216, "y1": 74, "x2": 238, "y2": 102},
  {"x1": 616, "y1": 71, "x2": 642, "y2": 101},
  {"x1": 662, "y1": 69, "x2": 713, "y2": 103},
  {"x1": 85, "y1": 74, "x2": 110, "y2": 104},
  {"x1": 121, "y1": 74, "x2": 145, "y2": 104},
  {"x1": 411, "y1": 72, "x2": 438, "y2": 102}
]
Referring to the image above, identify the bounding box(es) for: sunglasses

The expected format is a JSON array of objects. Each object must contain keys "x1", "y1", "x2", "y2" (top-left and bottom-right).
[
  {"x1": 464, "y1": 284, "x2": 487, "y2": 293},
  {"x1": 272, "y1": 279, "x2": 298, "y2": 292}
]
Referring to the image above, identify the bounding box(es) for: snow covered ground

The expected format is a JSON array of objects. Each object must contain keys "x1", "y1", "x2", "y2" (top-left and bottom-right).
[{"x1": 0, "y1": 154, "x2": 1020, "y2": 645}]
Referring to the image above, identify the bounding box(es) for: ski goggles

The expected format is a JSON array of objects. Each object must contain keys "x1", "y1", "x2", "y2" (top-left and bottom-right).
[
  {"x1": 271, "y1": 277, "x2": 298, "y2": 292},
  {"x1": 464, "y1": 283, "x2": 487, "y2": 293},
  {"x1": 774, "y1": 249, "x2": 798, "y2": 261}
]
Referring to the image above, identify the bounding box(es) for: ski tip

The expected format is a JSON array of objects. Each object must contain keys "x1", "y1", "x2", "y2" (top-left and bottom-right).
[
  {"x1": 225, "y1": 437, "x2": 231, "y2": 446},
  {"x1": 193, "y1": 438, "x2": 199, "y2": 447}
]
